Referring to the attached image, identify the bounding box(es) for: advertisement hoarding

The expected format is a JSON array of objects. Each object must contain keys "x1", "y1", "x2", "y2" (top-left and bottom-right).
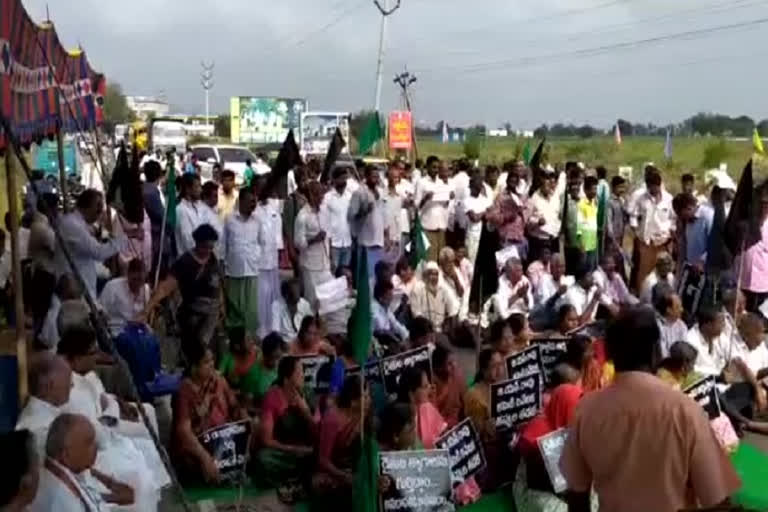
[
  {"x1": 300, "y1": 112, "x2": 351, "y2": 155},
  {"x1": 388, "y1": 111, "x2": 413, "y2": 150},
  {"x1": 230, "y1": 96, "x2": 307, "y2": 144}
]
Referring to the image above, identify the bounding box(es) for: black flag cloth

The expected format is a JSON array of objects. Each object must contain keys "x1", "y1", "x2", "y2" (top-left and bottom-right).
[
  {"x1": 527, "y1": 138, "x2": 546, "y2": 197},
  {"x1": 469, "y1": 220, "x2": 500, "y2": 315},
  {"x1": 320, "y1": 128, "x2": 346, "y2": 184},
  {"x1": 106, "y1": 143, "x2": 144, "y2": 224},
  {"x1": 723, "y1": 160, "x2": 756, "y2": 256},
  {"x1": 261, "y1": 130, "x2": 302, "y2": 200}
]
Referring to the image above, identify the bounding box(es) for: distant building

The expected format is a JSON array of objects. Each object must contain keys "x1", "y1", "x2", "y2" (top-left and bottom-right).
[
  {"x1": 125, "y1": 95, "x2": 170, "y2": 120},
  {"x1": 488, "y1": 129, "x2": 509, "y2": 137}
]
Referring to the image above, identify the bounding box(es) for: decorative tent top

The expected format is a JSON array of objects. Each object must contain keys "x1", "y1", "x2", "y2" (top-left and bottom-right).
[{"x1": 0, "y1": 0, "x2": 105, "y2": 149}]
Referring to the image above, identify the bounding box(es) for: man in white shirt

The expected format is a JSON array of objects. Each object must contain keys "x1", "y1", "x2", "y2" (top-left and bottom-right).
[
  {"x1": 462, "y1": 174, "x2": 492, "y2": 266},
  {"x1": 629, "y1": 169, "x2": 675, "y2": 291},
  {"x1": 295, "y1": 181, "x2": 332, "y2": 305},
  {"x1": 55, "y1": 189, "x2": 128, "y2": 301},
  {"x1": 271, "y1": 278, "x2": 313, "y2": 341},
  {"x1": 256, "y1": 196, "x2": 284, "y2": 338},
  {"x1": 438, "y1": 247, "x2": 470, "y2": 321},
  {"x1": 416, "y1": 156, "x2": 453, "y2": 261},
  {"x1": 409, "y1": 261, "x2": 459, "y2": 333},
  {"x1": 684, "y1": 307, "x2": 728, "y2": 377},
  {"x1": 556, "y1": 266, "x2": 616, "y2": 325},
  {"x1": 98, "y1": 259, "x2": 151, "y2": 336},
  {"x1": 222, "y1": 187, "x2": 260, "y2": 336},
  {"x1": 639, "y1": 251, "x2": 675, "y2": 304},
  {"x1": 348, "y1": 165, "x2": 387, "y2": 280},
  {"x1": 372, "y1": 279, "x2": 409, "y2": 345},
  {"x1": 175, "y1": 173, "x2": 206, "y2": 256},
  {"x1": 320, "y1": 166, "x2": 353, "y2": 273},
  {"x1": 527, "y1": 170, "x2": 563, "y2": 263},
  {"x1": 394, "y1": 162, "x2": 415, "y2": 249},
  {"x1": 492, "y1": 257, "x2": 534, "y2": 320},
  {"x1": 384, "y1": 163, "x2": 405, "y2": 264},
  {"x1": 654, "y1": 290, "x2": 688, "y2": 359}
]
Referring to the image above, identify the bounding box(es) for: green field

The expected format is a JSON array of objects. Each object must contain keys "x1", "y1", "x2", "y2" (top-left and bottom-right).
[{"x1": 412, "y1": 135, "x2": 767, "y2": 189}]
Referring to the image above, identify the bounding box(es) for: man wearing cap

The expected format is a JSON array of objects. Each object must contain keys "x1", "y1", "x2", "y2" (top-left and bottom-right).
[{"x1": 409, "y1": 261, "x2": 460, "y2": 333}]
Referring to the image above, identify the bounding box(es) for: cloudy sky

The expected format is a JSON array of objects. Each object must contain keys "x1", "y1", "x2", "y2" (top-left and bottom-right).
[{"x1": 23, "y1": 0, "x2": 768, "y2": 129}]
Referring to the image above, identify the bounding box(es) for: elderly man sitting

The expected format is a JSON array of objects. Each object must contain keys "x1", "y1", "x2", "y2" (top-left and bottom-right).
[
  {"x1": 409, "y1": 261, "x2": 460, "y2": 333},
  {"x1": 492, "y1": 257, "x2": 534, "y2": 321}
]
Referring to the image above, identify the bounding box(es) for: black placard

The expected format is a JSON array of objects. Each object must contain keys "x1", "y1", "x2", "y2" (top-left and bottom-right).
[
  {"x1": 198, "y1": 420, "x2": 251, "y2": 483},
  {"x1": 490, "y1": 374, "x2": 542, "y2": 431},
  {"x1": 435, "y1": 418, "x2": 486, "y2": 488},
  {"x1": 297, "y1": 354, "x2": 334, "y2": 393},
  {"x1": 381, "y1": 346, "x2": 432, "y2": 395},
  {"x1": 379, "y1": 449, "x2": 454, "y2": 512},
  {"x1": 533, "y1": 339, "x2": 568, "y2": 383},
  {"x1": 677, "y1": 263, "x2": 706, "y2": 316},
  {"x1": 346, "y1": 359, "x2": 384, "y2": 384},
  {"x1": 684, "y1": 375, "x2": 721, "y2": 419},
  {"x1": 537, "y1": 428, "x2": 568, "y2": 494},
  {"x1": 505, "y1": 345, "x2": 544, "y2": 381}
]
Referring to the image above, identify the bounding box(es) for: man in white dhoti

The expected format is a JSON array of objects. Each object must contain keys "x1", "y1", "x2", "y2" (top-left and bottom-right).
[
  {"x1": 255, "y1": 195, "x2": 284, "y2": 338},
  {"x1": 294, "y1": 181, "x2": 332, "y2": 305},
  {"x1": 30, "y1": 413, "x2": 135, "y2": 512}
]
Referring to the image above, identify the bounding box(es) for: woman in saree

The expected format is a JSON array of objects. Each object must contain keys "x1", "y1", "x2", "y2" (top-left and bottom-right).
[
  {"x1": 398, "y1": 367, "x2": 481, "y2": 505},
  {"x1": 311, "y1": 375, "x2": 371, "y2": 509},
  {"x1": 431, "y1": 343, "x2": 466, "y2": 428},
  {"x1": 463, "y1": 348, "x2": 513, "y2": 492},
  {"x1": 255, "y1": 355, "x2": 317, "y2": 500},
  {"x1": 289, "y1": 316, "x2": 336, "y2": 357},
  {"x1": 172, "y1": 342, "x2": 244, "y2": 484}
]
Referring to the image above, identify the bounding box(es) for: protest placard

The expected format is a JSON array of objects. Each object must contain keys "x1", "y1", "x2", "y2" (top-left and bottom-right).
[
  {"x1": 505, "y1": 345, "x2": 544, "y2": 381},
  {"x1": 435, "y1": 418, "x2": 486, "y2": 487},
  {"x1": 677, "y1": 263, "x2": 706, "y2": 316},
  {"x1": 297, "y1": 354, "x2": 334, "y2": 394},
  {"x1": 495, "y1": 245, "x2": 520, "y2": 270},
  {"x1": 684, "y1": 375, "x2": 721, "y2": 420},
  {"x1": 491, "y1": 373, "x2": 542, "y2": 431},
  {"x1": 379, "y1": 449, "x2": 454, "y2": 512},
  {"x1": 198, "y1": 420, "x2": 251, "y2": 483},
  {"x1": 381, "y1": 346, "x2": 432, "y2": 395},
  {"x1": 346, "y1": 359, "x2": 384, "y2": 385},
  {"x1": 537, "y1": 428, "x2": 569, "y2": 494},
  {"x1": 534, "y1": 339, "x2": 568, "y2": 383},
  {"x1": 315, "y1": 277, "x2": 350, "y2": 315}
]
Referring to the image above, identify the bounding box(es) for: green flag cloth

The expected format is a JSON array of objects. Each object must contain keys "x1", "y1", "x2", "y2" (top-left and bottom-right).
[
  {"x1": 409, "y1": 213, "x2": 428, "y2": 269},
  {"x1": 522, "y1": 140, "x2": 532, "y2": 165},
  {"x1": 596, "y1": 179, "x2": 609, "y2": 256},
  {"x1": 353, "y1": 433, "x2": 380, "y2": 512},
  {"x1": 350, "y1": 246, "x2": 372, "y2": 366},
  {"x1": 358, "y1": 113, "x2": 383, "y2": 156},
  {"x1": 165, "y1": 160, "x2": 177, "y2": 229}
]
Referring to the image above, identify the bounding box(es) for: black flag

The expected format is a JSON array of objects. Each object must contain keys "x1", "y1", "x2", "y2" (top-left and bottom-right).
[
  {"x1": 320, "y1": 128, "x2": 346, "y2": 184},
  {"x1": 723, "y1": 160, "x2": 756, "y2": 256},
  {"x1": 261, "y1": 130, "x2": 302, "y2": 200},
  {"x1": 528, "y1": 138, "x2": 546, "y2": 197},
  {"x1": 469, "y1": 220, "x2": 500, "y2": 315},
  {"x1": 106, "y1": 142, "x2": 144, "y2": 224}
]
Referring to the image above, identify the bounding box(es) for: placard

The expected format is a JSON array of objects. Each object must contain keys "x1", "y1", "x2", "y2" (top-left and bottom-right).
[
  {"x1": 315, "y1": 277, "x2": 350, "y2": 315},
  {"x1": 381, "y1": 346, "x2": 432, "y2": 395},
  {"x1": 683, "y1": 375, "x2": 721, "y2": 420},
  {"x1": 297, "y1": 355, "x2": 334, "y2": 393},
  {"x1": 537, "y1": 428, "x2": 568, "y2": 494},
  {"x1": 490, "y1": 374, "x2": 542, "y2": 431},
  {"x1": 388, "y1": 111, "x2": 413, "y2": 151},
  {"x1": 495, "y1": 245, "x2": 520, "y2": 269},
  {"x1": 435, "y1": 418, "x2": 486, "y2": 487},
  {"x1": 677, "y1": 263, "x2": 706, "y2": 316},
  {"x1": 198, "y1": 420, "x2": 251, "y2": 483},
  {"x1": 534, "y1": 339, "x2": 568, "y2": 383},
  {"x1": 505, "y1": 345, "x2": 544, "y2": 381},
  {"x1": 346, "y1": 359, "x2": 384, "y2": 385},
  {"x1": 379, "y1": 449, "x2": 454, "y2": 512}
]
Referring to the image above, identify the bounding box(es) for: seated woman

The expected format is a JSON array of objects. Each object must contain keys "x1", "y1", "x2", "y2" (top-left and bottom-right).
[
  {"x1": 463, "y1": 348, "x2": 513, "y2": 492},
  {"x1": 563, "y1": 335, "x2": 608, "y2": 393},
  {"x1": 289, "y1": 316, "x2": 335, "y2": 357},
  {"x1": 553, "y1": 304, "x2": 580, "y2": 337},
  {"x1": 329, "y1": 337, "x2": 359, "y2": 397},
  {"x1": 398, "y1": 367, "x2": 481, "y2": 505},
  {"x1": 656, "y1": 340, "x2": 701, "y2": 390},
  {"x1": 488, "y1": 314, "x2": 532, "y2": 361},
  {"x1": 431, "y1": 344, "x2": 466, "y2": 428},
  {"x1": 255, "y1": 356, "x2": 317, "y2": 495},
  {"x1": 172, "y1": 342, "x2": 244, "y2": 483},
  {"x1": 312, "y1": 375, "x2": 371, "y2": 509}
]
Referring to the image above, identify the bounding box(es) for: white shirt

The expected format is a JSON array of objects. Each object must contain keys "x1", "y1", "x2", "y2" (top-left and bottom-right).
[
  {"x1": 174, "y1": 199, "x2": 206, "y2": 255},
  {"x1": 295, "y1": 205, "x2": 330, "y2": 272},
  {"x1": 55, "y1": 211, "x2": 126, "y2": 300},
  {"x1": 392, "y1": 274, "x2": 420, "y2": 313},
  {"x1": 16, "y1": 396, "x2": 61, "y2": 457},
  {"x1": 440, "y1": 267, "x2": 470, "y2": 321},
  {"x1": 534, "y1": 273, "x2": 575, "y2": 307},
  {"x1": 409, "y1": 281, "x2": 460, "y2": 332},
  {"x1": 556, "y1": 283, "x2": 612, "y2": 321},
  {"x1": 395, "y1": 179, "x2": 415, "y2": 235},
  {"x1": 463, "y1": 194, "x2": 493, "y2": 240},
  {"x1": 320, "y1": 187, "x2": 353, "y2": 248},
  {"x1": 528, "y1": 190, "x2": 563, "y2": 239},
  {"x1": 493, "y1": 275, "x2": 534, "y2": 319},
  {"x1": 39, "y1": 296, "x2": 62, "y2": 350},
  {"x1": 384, "y1": 189, "x2": 404, "y2": 243},
  {"x1": 201, "y1": 203, "x2": 223, "y2": 257},
  {"x1": 222, "y1": 210, "x2": 261, "y2": 277},
  {"x1": 451, "y1": 171, "x2": 471, "y2": 228},
  {"x1": 255, "y1": 200, "x2": 283, "y2": 271},
  {"x1": 630, "y1": 190, "x2": 676, "y2": 245},
  {"x1": 416, "y1": 176, "x2": 453, "y2": 231},
  {"x1": 271, "y1": 297, "x2": 313, "y2": 341},
  {"x1": 348, "y1": 186, "x2": 386, "y2": 247},
  {"x1": 685, "y1": 325, "x2": 729, "y2": 377},
  {"x1": 98, "y1": 277, "x2": 150, "y2": 335},
  {"x1": 639, "y1": 271, "x2": 675, "y2": 304},
  {"x1": 0, "y1": 247, "x2": 9, "y2": 289},
  {"x1": 656, "y1": 315, "x2": 689, "y2": 359},
  {"x1": 372, "y1": 299, "x2": 409, "y2": 341},
  {"x1": 738, "y1": 342, "x2": 768, "y2": 378},
  {"x1": 30, "y1": 462, "x2": 105, "y2": 512}
]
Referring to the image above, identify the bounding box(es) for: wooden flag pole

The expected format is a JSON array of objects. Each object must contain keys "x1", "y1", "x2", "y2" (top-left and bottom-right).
[{"x1": 6, "y1": 151, "x2": 27, "y2": 404}]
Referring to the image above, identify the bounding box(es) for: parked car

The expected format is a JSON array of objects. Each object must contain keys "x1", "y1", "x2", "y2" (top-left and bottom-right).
[{"x1": 190, "y1": 144, "x2": 259, "y2": 184}]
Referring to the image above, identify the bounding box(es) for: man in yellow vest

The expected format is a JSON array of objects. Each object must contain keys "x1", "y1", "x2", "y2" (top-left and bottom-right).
[{"x1": 577, "y1": 175, "x2": 599, "y2": 271}]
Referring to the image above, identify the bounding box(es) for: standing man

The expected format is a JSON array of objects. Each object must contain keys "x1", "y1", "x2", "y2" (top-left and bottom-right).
[
  {"x1": 55, "y1": 189, "x2": 127, "y2": 301},
  {"x1": 416, "y1": 156, "x2": 453, "y2": 262},
  {"x1": 673, "y1": 192, "x2": 714, "y2": 271},
  {"x1": 217, "y1": 169, "x2": 238, "y2": 222},
  {"x1": 561, "y1": 307, "x2": 740, "y2": 512},
  {"x1": 605, "y1": 175, "x2": 629, "y2": 280},
  {"x1": 295, "y1": 181, "x2": 332, "y2": 305},
  {"x1": 527, "y1": 170, "x2": 562, "y2": 263},
  {"x1": 319, "y1": 166, "x2": 353, "y2": 273},
  {"x1": 27, "y1": 193, "x2": 59, "y2": 331},
  {"x1": 142, "y1": 160, "x2": 168, "y2": 278},
  {"x1": 576, "y1": 175, "x2": 599, "y2": 272},
  {"x1": 256, "y1": 191, "x2": 284, "y2": 339},
  {"x1": 630, "y1": 170, "x2": 675, "y2": 291},
  {"x1": 487, "y1": 162, "x2": 529, "y2": 262},
  {"x1": 384, "y1": 163, "x2": 405, "y2": 263},
  {"x1": 348, "y1": 164, "x2": 387, "y2": 279},
  {"x1": 222, "y1": 187, "x2": 261, "y2": 337},
  {"x1": 175, "y1": 173, "x2": 205, "y2": 256},
  {"x1": 201, "y1": 181, "x2": 223, "y2": 258},
  {"x1": 462, "y1": 174, "x2": 492, "y2": 267}
]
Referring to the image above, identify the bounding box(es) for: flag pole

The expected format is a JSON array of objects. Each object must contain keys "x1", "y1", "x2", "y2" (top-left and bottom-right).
[
  {"x1": 727, "y1": 237, "x2": 747, "y2": 362},
  {"x1": 154, "y1": 191, "x2": 171, "y2": 289}
]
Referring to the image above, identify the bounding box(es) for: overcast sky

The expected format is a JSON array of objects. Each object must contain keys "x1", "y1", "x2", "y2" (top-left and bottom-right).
[{"x1": 23, "y1": 0, "x2": 768, "y2": 129}]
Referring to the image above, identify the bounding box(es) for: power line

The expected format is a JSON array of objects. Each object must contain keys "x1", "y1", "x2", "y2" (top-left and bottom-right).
[{"x1": 292, "y1": 1, "x2": 367, "y2": 47}]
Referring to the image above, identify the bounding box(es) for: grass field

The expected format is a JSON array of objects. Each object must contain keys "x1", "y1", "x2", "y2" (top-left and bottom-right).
[{"x1": 413, "y1": 135, "x2": 768, "y2": 189}]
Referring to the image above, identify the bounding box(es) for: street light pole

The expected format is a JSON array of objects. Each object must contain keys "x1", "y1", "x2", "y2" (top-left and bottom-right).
[
  {"x1": 373, "y1": 0, "x2": 401, "y2": 112},
  {"x1": 201, "y1": 61, "x2": 214, "y2": 129}
]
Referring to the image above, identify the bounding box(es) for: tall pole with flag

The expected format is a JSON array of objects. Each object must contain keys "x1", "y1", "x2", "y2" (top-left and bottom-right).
[
  {"x1": 664, "y1": 127, "x2": 673, "y2": 159},
  {"x1": 441, "y1": 121, "x2": 449, "y2": 144},
  {"x1": 753, "y1": 127, "x2": 764, "y2": 154},
  {"x1": 614, "y1": 122, "x2": 622, "y2": 145}
]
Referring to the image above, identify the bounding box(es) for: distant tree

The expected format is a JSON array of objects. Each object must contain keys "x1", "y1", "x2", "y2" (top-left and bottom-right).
[
  {"x1": 463, "y1": 135, "x2": 482, "y2": 160},
  {"x1": 102, "y1": 82, "x2": 135, "y2": 132},
  {"x1": 616, "y1": 119, "x2": 633, "y2": 136},
  {"x1": 758, "y1": 119, "x2": 768, "y2": 135},
  {"x1": 576, "y1": 125, "x2": 596, "y2": 139},
  {"x1": 533, "y1": 124, "x2": 549, "y2": 138},
  {"x1": 214, "y1": 115, "x2": 231, "y2": 139},
  {"x1": 701, "y1": 138, "x2": 730, "y2": 168},
  {"x1": 503, "y1": 122, "x2": 512, "y2": 133}
]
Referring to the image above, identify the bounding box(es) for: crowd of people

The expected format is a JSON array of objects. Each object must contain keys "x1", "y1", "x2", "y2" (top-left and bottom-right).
[{"x1": 1, "y1": 149, "x2": 767, "y2": 512}]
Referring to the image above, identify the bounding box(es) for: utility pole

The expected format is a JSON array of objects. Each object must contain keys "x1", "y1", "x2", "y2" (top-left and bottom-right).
[
  {"x1": 200, "y1": 61, "x2": 214, "y2": 128},
  {"x1": 393, "y1": 67, "x2": 418, "y2": 159},
  {"x1": 373, "y1": 0, "x2": 402, "y2": 113}
]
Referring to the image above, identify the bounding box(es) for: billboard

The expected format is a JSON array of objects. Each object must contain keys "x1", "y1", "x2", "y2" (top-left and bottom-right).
[
  {"x1": 230, "y1": 96, "x2": 307, "y2": 144},
  {"x1": 388, "y1": 111, "x2": 413, "y2": 150},
  {"x1": 300, "y1": 112, "x2": 350, "y2": 155}
]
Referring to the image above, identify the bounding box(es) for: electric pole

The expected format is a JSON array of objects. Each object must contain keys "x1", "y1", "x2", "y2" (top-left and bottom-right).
[
  {"x1": 200, "y1": 61, "x2": 214, "y2": 129},
  {"x1": 373, "y1": 0, "x2": 402, "y2": 113},
  {"x1": 393, "y1": 68, "x2": 418, "y2": 159}
]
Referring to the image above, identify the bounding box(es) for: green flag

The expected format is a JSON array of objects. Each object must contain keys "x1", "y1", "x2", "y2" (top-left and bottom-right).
[
  {"x1": 350, "y1": 246, "x2": 372, "y2": 365},
  {"x1": 165, "y1": 160, "x2": 177, "y2": 229},
  {"x1": 522, "y1": 140, "x2": 532, "y2": 165},
  {"x1": 409, "y1": 213, "x2": 428, "y2": 269},
  {"x1": 353, "y1": 434, "x2": 380, "y2": 512},
  {"x1": 358, "y1": 113, "x2": 383, "y2": 155},
  {"x1": 596, "y1": 179, "x2": 609, "y2": 256}
]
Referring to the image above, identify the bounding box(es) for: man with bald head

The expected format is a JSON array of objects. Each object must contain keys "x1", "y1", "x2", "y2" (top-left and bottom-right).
[{"x1": 30, "y1": 413, "x2": 134, "y2": 511}]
